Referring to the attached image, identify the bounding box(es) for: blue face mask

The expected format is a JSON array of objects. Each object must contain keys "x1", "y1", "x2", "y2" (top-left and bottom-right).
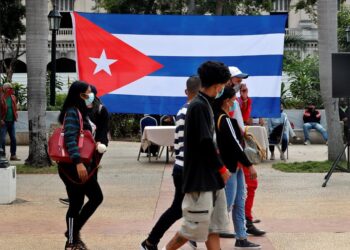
[
  {"x1": 215, "y1": 87, "x2": 224, "y2": 99},
  {"x1": 84, "y1": 93, "x2": 95, "y2": 106},
  {"x1": 229, "y1": 100, "x2": 238, "y2": 112}
]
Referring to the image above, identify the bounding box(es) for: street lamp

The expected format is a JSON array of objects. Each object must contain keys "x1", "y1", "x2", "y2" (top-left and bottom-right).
[
  {"x1": 48, "y1": 4, "x2": 61, "y2": 106},
  {"x1": 345, "y1": 26, "x2": 350, "y2": 43}
]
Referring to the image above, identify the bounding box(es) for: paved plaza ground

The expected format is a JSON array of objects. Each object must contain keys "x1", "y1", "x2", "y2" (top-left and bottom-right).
[{"x1": 1, "y1": 142, "x2": 350, "y2": 250}]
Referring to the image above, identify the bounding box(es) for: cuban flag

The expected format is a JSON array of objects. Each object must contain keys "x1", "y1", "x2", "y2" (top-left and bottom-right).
[{"x1": 72, "y1": 12, "x2": 286, "y2": 117}]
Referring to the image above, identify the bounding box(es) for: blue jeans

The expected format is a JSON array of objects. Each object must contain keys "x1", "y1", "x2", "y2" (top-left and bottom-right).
[
  {"x1": 1, "y1": 121, "x2": 17, "y2": 156},
  {"x1": 303, "y1": 122, "x2": 328, "y2": 141},
  {"x1": 224, "y1": 168, "x2": 247, "y2": 239}
]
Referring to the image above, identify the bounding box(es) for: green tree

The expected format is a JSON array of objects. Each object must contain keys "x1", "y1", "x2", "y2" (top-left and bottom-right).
[
  {"x1": 283, "y1": 53, "x2": 322, "y2": 107},
  {"x1": 338, "y1": 5, "x2": 350, "y2": 52},
  {"x1": 96, "y1": 0, "x2": 274, "y2": 15},
  {"x1": 0, "y1": 0, "x2": 25, "y2": 81}
]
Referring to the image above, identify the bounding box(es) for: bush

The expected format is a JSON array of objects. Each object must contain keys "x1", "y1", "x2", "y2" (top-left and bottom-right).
[
  {"x1": 47, "y1": 93, "x2": 67, "y2": 111},
  {"x1": 109, "y1": 114, "x2": 143, "y2": 140},
  {"x1": 283, "y1": 53, "x2": 323, "y2": 108}
]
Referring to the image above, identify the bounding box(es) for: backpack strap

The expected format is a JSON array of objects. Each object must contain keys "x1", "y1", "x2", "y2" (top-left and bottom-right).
[{"x1": 217, "y1": 114, "x2": 226, "y2": 131}]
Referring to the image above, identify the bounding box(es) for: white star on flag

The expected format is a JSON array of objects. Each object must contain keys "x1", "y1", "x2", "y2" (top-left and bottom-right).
[{"x1": 89, "y1": 49, "x2": 117, "y2": 76}]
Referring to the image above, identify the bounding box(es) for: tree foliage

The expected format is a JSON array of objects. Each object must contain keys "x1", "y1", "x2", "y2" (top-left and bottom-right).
[
  {"x1": 0, "y1": 0, "x2": 25, "y2": 40},
  {"x1": 338, "y1": 4, "x2": 350, "y2": 52},
  {"x1": 95, "y1": 0, "x2": 274, "y2": 15},
  {"x1": 283, "y1": 53, "x2": 322, "y2": 108},
  {"x1": 293, "y1": 0, "x2": 346, "y2": 23},
  {"x1": 0, "y1": 0, "x2": 26, "y2": 81}
]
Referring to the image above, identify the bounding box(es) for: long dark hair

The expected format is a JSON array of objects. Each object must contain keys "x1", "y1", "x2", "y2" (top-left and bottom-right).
[
  {"x1": 213, "y1": 86, "x2": 236, "y2": 114},
  {"x1": 58, "y1": 81, "x2": 90, "y2": 124},
  {"x1": 90, "y1": 84, "x2": 102, "y2": 118}
]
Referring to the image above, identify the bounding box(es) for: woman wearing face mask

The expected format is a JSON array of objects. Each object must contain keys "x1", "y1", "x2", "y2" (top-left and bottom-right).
[
  {"x1": 58, "y1": 81, "x2": 103, "y2": 250},
  {"x1": 213, "y1": 86, "x2": 261, "y2": 249}
]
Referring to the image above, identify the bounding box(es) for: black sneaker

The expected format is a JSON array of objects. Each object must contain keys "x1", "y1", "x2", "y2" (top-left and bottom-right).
[
  {"x1": 246, "y1": 219, "x2": 266, "y2": 236},
  {"x1": 246, "y1": 223, "x2": 266, "y2": 236},
  {"x1": 59, "y1": 198, "x2": 70, "y2": 205},
  {"x1": 140, "y1": 240, "x2": 158, "y2": 250},
  {"x1": 234, "y1": 239, "x2": 261, "y2": 249},
  {"x1": 187, "y1": 240, "x2": 197, "y2": 249}
]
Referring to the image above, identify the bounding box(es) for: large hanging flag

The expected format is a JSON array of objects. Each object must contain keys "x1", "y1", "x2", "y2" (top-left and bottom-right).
[{"x1": 72, "y1": 12, "x2": 286, "y2": 117}]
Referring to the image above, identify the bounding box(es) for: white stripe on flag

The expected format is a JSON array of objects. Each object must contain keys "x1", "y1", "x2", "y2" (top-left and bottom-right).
[
  {"x1": 113, "y1": 33, "x2": 285, "y2": 57},
  {"x1": 109, "y1": 76, "x2": 281, "y2": 97}
]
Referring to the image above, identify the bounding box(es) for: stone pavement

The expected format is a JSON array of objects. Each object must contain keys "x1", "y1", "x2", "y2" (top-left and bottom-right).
[{"x1": 1, "y1": 142, "x2": 350, "y2": 250}]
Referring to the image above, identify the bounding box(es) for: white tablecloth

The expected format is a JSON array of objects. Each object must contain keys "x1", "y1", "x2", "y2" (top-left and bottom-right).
[
  {"x1": 141, "y1": 126, "x2": 176, "y2": 151},
  {"x1": 246, "y1": 126, "x2": 269, "y2": 153}
]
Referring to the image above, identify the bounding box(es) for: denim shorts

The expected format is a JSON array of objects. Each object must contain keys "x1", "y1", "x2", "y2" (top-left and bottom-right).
[{"x1": 179, "y1": 188, "x2": 230, "y2": 242}]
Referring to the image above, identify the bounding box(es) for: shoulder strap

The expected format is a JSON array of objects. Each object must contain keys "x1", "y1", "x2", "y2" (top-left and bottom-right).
[
  {"x1": 98, "y1": 104, "x2": 103, "y2": 114},
  {"x1": 217, "y1": 114, "x2": 226, "y2": 131}
]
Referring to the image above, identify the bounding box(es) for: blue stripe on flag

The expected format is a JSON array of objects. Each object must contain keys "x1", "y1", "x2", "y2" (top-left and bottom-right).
[
  {"x1": 149, "y1": 55, "x2": 283, "y2": 77},
  {"x1": 101, "y1": 95, "x2": 186, "y2": 115},
  {"x1": 250, "y1": 97, "x2": 280, "y2": 118},
  {"x1": 77, "y1": 12, "x2": 287, "y2": 36},
  {"x1": 101, "y1": 94, "x2": 280, "y2": 118}
]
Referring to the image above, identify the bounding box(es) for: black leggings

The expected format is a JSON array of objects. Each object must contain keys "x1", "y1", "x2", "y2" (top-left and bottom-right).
[
  {"x1": 59, "y1": 166, "x2": 103, "y2": 243},
  {"x1": 147, "y1": 173, "x2": 184, "y2": 245}
]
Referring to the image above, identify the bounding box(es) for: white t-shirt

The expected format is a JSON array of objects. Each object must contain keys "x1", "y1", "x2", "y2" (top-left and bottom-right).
[{"x1": 232, "y1": 99, "x2": 245, "y2": 130}]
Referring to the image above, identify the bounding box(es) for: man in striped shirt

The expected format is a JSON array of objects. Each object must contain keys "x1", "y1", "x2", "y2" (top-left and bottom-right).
[{"x1": 141, "y1": 76, "x2": 201, "y2": 250}]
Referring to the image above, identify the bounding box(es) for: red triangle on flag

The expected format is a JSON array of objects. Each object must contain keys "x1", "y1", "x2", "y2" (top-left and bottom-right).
[{"x1": 73, "y1": 12, "x2": 163, "y2": 97}]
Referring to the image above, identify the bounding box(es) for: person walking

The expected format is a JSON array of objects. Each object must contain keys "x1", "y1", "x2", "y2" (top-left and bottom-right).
[
  {"x1": 59, "y1": 84, "x2": 109, "y2": 206},
  {"x1": 227, "y1": 67, "x2": 265, "y2": 237},
  {"x1": 213, "y1": 86, "x2": 261, "y2": 249},
  {"x1": 140, "y1": 76, "x2": 201, "y2": 250},
  {"x1": 58, "y1": 81, "x2": 103, "y2": 250},
  {"x1": 164, "y1": 61, "x2": 231, "y2": 250},
  {"x1": 0, "y1": 82, "x2": 20, "y2": 161}
]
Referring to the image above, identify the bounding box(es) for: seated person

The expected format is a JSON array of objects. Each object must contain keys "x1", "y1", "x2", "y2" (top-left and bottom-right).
[
  {"x1": 267, "y1": 104, "x2": 297, "y2": 160},
  {"x1": 303, "y1": 104, "x2": 328, "y2": 145},
  {"x1": 238, "y1": 84, "x2": 252, "y2": 125},
  {"x1": 160, "y1": 115, "x2": 175, "y2": 126},
  {"x1": 339, "y1": 98, "x2": 348, "y2": 142}
]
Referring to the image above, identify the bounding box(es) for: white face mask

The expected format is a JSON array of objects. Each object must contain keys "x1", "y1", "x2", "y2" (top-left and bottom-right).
[
  {"x1": 233, "y1": 84, "x2": 241, "y2": 93},
  {"x1": 84, "y1": 93, "x2": 95, "y2": 106}
]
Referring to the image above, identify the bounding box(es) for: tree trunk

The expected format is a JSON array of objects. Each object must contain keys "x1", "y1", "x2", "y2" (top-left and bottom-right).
[
  {"x1": 318, "y1": 0, "x2": 344, "y2": 160},
  {"x1": 215, "y1": 0, "x2": 224, "y2": 15},
  {"x1": 25, "y1": 0, "x2": 52, "y2": 167}
]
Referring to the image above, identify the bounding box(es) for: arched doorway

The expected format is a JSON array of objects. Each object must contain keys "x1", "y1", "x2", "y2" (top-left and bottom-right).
[{"x1": 47, "y1": 58, "x2": 76, "y2": 72}]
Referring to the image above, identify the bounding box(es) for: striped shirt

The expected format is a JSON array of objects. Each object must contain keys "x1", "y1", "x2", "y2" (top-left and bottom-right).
[
  {"x1": 172, "y1": 102, "x2": 188, "y2": 175},
  {"x1": 63, "y1": 108, "x2": 83, "y2": 165}
]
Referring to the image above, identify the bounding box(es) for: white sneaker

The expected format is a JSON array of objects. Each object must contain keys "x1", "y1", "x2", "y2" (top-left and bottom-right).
[
  {"x1": 270, "y1": 152, "x2": 275, "y2": 160},
  {"x1": 304, "y1": 140, "x2": 310, "y2": 145},
  {"x1": 280, "y1": 152, "x2": 286, "y2": 160}
]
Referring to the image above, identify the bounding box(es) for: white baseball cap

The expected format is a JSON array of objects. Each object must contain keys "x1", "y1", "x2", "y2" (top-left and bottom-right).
[{"x1": 229, "y1": 66, "x2": 249, "y2": 79}]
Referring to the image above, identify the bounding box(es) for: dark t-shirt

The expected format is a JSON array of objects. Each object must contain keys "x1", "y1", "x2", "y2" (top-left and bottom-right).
[{"x1": 182, "y1": 92, "x2": 224, "y2": 193}]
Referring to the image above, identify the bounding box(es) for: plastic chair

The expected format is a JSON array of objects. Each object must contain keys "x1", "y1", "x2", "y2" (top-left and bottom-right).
[
  {"x1": 137, "y1": 115, "x2": 158, "y2": 162},
  {"x1": 268, "y1": 118, "x2": 289, "y2": 159}
]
